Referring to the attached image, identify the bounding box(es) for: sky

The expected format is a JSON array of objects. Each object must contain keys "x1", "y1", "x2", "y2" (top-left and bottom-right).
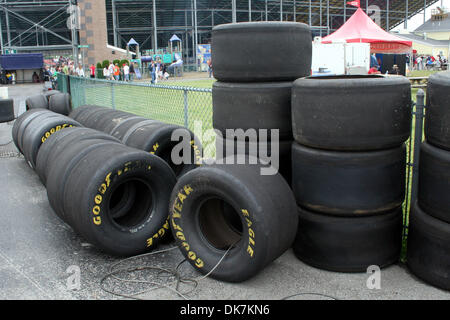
[{"x1": 393, "y1": 0, "x2": 450, "y2": 31}]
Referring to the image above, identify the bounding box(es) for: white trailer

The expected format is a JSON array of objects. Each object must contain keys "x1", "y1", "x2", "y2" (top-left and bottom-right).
[{"x1": 311, "y1": 38, "x2": 371, "y2": 76}]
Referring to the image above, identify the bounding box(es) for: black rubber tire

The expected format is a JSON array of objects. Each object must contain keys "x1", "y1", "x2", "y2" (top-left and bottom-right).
[
  {"x1": 72, "y1": 106, "x2": 114, "y2": 129},
  {"x1": 407, "y1": 201, "x2": 450, "y2": 291},
  {"x1": 108, "y1": 116, "x2": 148, "y2": 138},
  {"x1": 212, "y1": 81, "x2": 293, "y2": 140},
  {"x1": 291, "y1": 142, "x2": 406, "y2": 216},
  {"x1": 211, "y1": 22, "x2": 312, "y2": 82},
  {"x1": 0, "y1": 98, "x2": 15, "y2": 123},
  {"x1": 25, "y1": 95, "x2": 49, "y2": 111},
  {"x1": 21, "y1": 115, "x2": 81, "y2": 168},
  {"x1": 102, "y1": 113, "x2": 142, "y2": 136},
  {"x1": 62, "y1": 144, "x2": 177, "y2": 256},
  {"x1": 92, "y1": 109, "x2": 131, "y2": 133},
  {"x1": 69, "y1": 105, "x2": 101, "y2": 122},
  {"x1": 418, "y1": 141, "x2": 450, "y2": 223},
  {"x1": 169, "y1": 162, "x2": 298, "y2": 282},
  {"x1": 292, "y1": 75, "x2": 412, "y2": 151},
  {"x1": 123, "y1": 122, "x2": 202, "y2": 177},
  {"x1": 216, "y1": 137, "x2": 292, "y2": 184},
  {"x1": 46, "y1": 139, "x2": 123, "y2": 222},
  {"x1": 49, "y1": 93, "x2": 72, "y2": 116},
  {"x1": 36, "y1": 127, "x2": 121, "y2": 185},
  {"x1": 293, "y1": 206, "x2": 403, "y2": 273},
  {"x1": 43, "y1": 90, "x2": 61, "y2": 101},
  {"x1": 425, "y1": 71, "x2": 450, "y2": 150},
  {"x1": 13, "y1": 109, "x2": 53, "y2": 153},
  {"x1": 12, "y1": 109, "x2": 51, "y2": 152}
]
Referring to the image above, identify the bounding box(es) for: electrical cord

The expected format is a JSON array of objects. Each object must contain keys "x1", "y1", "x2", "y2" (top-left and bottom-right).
[{"x1": 100, "y1": 243, "x2": 235, "y2": 300}]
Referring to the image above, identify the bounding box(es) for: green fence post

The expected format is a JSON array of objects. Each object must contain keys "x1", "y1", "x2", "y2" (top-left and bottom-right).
[{"x1": 410, "y1": 89, "x2": 425, "y2": 207}]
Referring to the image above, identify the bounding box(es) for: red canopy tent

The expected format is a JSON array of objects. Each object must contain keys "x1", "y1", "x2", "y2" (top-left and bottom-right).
[{"x1": 321, "y1": 7, "x2": 413, "y2": 54}]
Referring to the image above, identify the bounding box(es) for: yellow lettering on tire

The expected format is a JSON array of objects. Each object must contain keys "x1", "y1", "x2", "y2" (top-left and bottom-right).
[{"x1": 92, "y1": 205, "x2": 101, "y2": 215}]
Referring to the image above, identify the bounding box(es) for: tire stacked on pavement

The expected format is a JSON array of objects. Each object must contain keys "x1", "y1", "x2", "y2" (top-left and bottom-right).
[
  {"x1": 12, "y1": 108, "x2": 82, "y2": 168},
  {"x1": 211, "y1": 22, "x2": 312, "y2": 183},
  {"x1": 69, "y1": 105, "x2": 201, "y2": 177},
  {"x1": 291, "y1": 75, "x2": 412, "y2": 272},
  {"x1": 169, "y1": 160, "x2": 298, "y2": 282},
  {"x1": 408, "y1": 71, "x2": 450, "y2": 290},
  {"x1": 0, "y1": 98, "x2": 15, "y2": 123},
  {"x1": 25, "y1": 91, "x2": 70, "y2": 115}
]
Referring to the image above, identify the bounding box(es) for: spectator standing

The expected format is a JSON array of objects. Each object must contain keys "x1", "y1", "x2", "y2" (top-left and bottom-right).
[
  {"x1": 108, "y1": 62, "x2": 115, "y2": 80},
  {"x1": 103, "y1": 66, "x2": 109, "y2": 79},
  {"x1": 62, "y1": 64, "x2": 69, "y2": 75},
  {"x1": 89, "y1": 64, "x2": 96, "y2": 78},
  {"x1": 129, "y1": 62, "x2": 135, "y2": 81},
  {"x1": 149, "y1": 61, "x2": 156, "y2": 84},
  {"x1": 76, "y1": 64, "x2": 85, "y2": 77},
  {"x1": 123, "y1": 63, "x2": 130, "y2": 81},
  {"x1": 113, "y1": 63, "x2": 120, "y2": 81},
  {"x1": 207, "y1": 58, "x2": 213, "y2": 78}
]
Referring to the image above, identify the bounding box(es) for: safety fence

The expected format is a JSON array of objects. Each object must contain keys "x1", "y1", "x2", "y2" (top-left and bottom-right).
[
  {"x1": 57, "y1": 74, "x2": 213, "y2": 131},
  {"x1": 58, "y1": 74, "x2": 425, "y2": 260}
]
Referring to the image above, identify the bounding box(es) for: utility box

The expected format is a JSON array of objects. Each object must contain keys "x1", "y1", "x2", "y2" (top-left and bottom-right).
[{"x1": 312, "y1": 39, "x2": 371, "y2": 76}]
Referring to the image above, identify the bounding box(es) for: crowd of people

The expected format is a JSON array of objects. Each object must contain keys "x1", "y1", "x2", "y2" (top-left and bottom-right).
[{"x1": 412, "y1": 54, "x2": 448, "y2": 71}]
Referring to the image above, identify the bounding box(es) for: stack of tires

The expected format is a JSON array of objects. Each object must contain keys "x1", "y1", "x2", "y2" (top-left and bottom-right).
[
  {"x1": 69, "y1": 105, "x2": 201, "y2": 177},
  {"x1": 12, "y1": 109, "x2": 81, "y2": 168},
  {"x1": 211, "y1": 22, "x2": 312, "y2": 182},
  {"x1": 291, "y1": 75, "x2": 412, "y2": 272},
  {"x1": 408, "y1": 71, "x2": 450, "y2": 290},
  {"x1": 25, "y1": 91, "x2": 72, "y2": 116}
]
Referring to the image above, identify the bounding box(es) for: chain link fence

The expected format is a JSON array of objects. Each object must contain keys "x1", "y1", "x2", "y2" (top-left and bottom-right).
[{"x1": 58, "y1": 74, "x2": 214, "y2": 155}]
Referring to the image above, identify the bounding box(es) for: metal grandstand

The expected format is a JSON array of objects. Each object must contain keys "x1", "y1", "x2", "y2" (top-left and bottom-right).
[{"x1": 0, "y1": 0, "x2": 442, "y2": 60}]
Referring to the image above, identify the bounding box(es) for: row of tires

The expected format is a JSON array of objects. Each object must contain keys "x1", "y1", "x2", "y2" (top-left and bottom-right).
[
  {"x1": 25, "y1": 90, "x2": 72, "y2": 116},
  {"x1": 13, "y1": 111, "x2": 177, "y2": 256},
  {"x1": 69, "y1": 105, "x2": 200, "y2": 177},
  {"x1": 407, "y1": 71, "x2": 450, "y2": 291}
]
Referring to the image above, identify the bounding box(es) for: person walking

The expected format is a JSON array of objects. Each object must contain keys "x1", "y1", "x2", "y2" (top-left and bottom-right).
[
  {"x1": 149, "y1": 61, "x2": 156, "y2": 84},
  {"x1": 123, "y1": 63, "x2": 130, "y2": 81}
]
